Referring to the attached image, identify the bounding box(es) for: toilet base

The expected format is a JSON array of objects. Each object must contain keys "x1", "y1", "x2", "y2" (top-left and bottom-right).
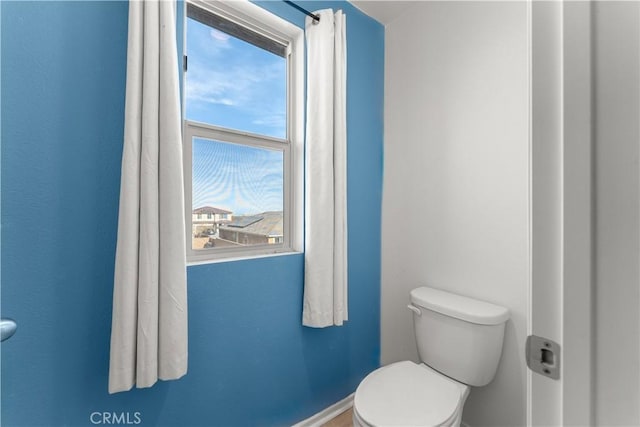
[{"x1": 352, "y1": 405, "x2": 465, "y2": 427}]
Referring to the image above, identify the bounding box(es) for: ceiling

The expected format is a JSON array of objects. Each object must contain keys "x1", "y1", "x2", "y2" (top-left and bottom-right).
[{"x1": 349, "y1": 1, "x2": 417, "y2": 25}]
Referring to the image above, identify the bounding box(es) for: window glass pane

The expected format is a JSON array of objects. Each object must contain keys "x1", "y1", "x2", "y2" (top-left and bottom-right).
[
  {"x1": 191, "y1": 137, "x2": 284, "y2": 250},
  {"x1": 185, "y1": 15, "x2": 287, "y2": 139}
]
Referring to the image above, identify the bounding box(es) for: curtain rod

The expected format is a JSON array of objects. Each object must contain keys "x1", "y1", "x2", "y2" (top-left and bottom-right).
[{"x1": 283, "y1": 0, "x2": 320, "y2": 23}]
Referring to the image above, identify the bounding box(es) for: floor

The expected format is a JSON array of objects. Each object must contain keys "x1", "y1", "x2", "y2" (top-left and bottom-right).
[{"x1": 321, "y1": 408, "x2": 353, "y2": 427}]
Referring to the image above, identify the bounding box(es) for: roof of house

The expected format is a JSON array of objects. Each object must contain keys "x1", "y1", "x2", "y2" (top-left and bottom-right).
[
  {"x1": 192, "y1": 206, "x2": 232, "y2": 215},
  {"x1": 219, "y1": 211, "x2": 283, "y2": 237}
]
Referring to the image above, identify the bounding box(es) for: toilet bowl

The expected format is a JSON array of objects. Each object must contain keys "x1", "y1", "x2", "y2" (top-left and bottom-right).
[
  {"x1": 352, "y1": 286, "x2": 509, "y2": 427},
  {"x1": 353, "y1": 361, "x2": 470, "y2": 427}
]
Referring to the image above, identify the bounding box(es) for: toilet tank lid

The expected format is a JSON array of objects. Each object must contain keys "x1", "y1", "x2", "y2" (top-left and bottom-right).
[{"x1": 410, "y1": 287, "x2": 510, "y2": 325}]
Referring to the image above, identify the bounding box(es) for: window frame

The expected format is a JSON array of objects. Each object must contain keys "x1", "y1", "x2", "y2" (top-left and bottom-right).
[{"x1": 182, "y1": 0, "x2": 304, "y2": 264}]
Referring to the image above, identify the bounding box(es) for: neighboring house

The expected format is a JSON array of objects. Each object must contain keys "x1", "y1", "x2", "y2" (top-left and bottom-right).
[
  {"x1": 217, "y1": 211, "x2": 283, "y2": 246},
  {"x1": 192, "y1": 206, "x2": 233, "y2": 236}
]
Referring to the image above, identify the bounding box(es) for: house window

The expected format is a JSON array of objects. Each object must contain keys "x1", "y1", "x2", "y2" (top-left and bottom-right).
[{"x1": 183, "y1": 0, "x2": 303, "y2": 262}]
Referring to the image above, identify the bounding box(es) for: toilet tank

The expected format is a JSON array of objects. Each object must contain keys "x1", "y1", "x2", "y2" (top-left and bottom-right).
[{"x1": 409, "y1": 286, "x2": 510, "y2": 387}]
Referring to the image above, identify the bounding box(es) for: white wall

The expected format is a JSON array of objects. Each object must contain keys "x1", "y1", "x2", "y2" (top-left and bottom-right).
[
  {"x1": 593, "y1": 2, "x2": 640, "y2": 424},
  {"x1": 382, "y1": 2, "x2": 529, "y2": 426}
]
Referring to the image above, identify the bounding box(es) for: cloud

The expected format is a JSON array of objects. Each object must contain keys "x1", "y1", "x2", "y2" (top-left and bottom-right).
[
  {"x1": 252, "y1": 114, "x2": 286, "y2": 129},
  {"x1": 186, "y1": 16, "x2": 286, "y2": 119},
  {"x1": 186, "y1": 59, "x2": 286, "y2": 114},
  {"x1": 210, "y1": 29, "x2": 230, "y2": 42},
  {"x1": 186, "y1": 17, "x2": 231, "y2": 59}
]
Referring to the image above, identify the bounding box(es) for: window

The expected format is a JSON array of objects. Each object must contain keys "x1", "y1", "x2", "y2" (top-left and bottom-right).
[{"x1": 183, "y1": 0, "x2": 303, "y2": 262}]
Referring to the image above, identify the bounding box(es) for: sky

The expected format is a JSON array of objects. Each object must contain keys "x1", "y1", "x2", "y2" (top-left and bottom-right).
[{"x1": 186, "y1": 17, "x2": 286, "y2": 216}]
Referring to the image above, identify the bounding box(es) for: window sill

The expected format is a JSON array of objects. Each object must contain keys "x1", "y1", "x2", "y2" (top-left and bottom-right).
[{"x1": 186, "y1": 250, "x2": 302, "y2": 267}]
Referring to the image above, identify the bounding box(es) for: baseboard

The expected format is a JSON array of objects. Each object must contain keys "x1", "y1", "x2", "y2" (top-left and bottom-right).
[
  {"x1": 291, "y1": 393, "x2": 355, "y2": 427},
  {"x1": 460, "y1": 422, "x2": 471, "y2": 427}
]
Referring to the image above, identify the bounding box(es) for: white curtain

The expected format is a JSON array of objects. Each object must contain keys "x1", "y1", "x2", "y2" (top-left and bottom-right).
[
  {"x1": 109, "y1": 0, "x2": 188, "y2": 393},
  {"x1": 303, "y1": 9, "x2": 348, "y2": 327}
]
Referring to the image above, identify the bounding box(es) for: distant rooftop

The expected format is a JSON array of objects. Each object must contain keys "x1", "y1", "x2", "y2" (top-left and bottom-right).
[
  {"x1": 219, "y1": 211, "x2": 283, "y2": 237},
  {"x1": 227, "y1": 215, "x2": 263, "y2": 228},
  {"x1": 193, "y1": 206, "x2": 232, "y2": 215}
]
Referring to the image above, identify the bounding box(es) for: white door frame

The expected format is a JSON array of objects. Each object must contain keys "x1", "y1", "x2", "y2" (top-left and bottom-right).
[{"x1": 530, "y1": 1, "x2": 594, "y2": 425}]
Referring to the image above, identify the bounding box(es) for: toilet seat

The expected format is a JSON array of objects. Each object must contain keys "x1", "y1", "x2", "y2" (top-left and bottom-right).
[{"x1": 353, "y1": 361, "x2": 469, "y2": 427}]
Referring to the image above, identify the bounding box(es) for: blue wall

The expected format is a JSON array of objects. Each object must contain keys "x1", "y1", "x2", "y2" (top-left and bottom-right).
[{"x1": 1, "y1": 1, "x2": 383, "y2": 426}]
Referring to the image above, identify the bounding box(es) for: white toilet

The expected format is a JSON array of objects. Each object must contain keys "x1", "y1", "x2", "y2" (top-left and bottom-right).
[{"x1": 353, "y1": 286, "x2": 510, "y2": 427}]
